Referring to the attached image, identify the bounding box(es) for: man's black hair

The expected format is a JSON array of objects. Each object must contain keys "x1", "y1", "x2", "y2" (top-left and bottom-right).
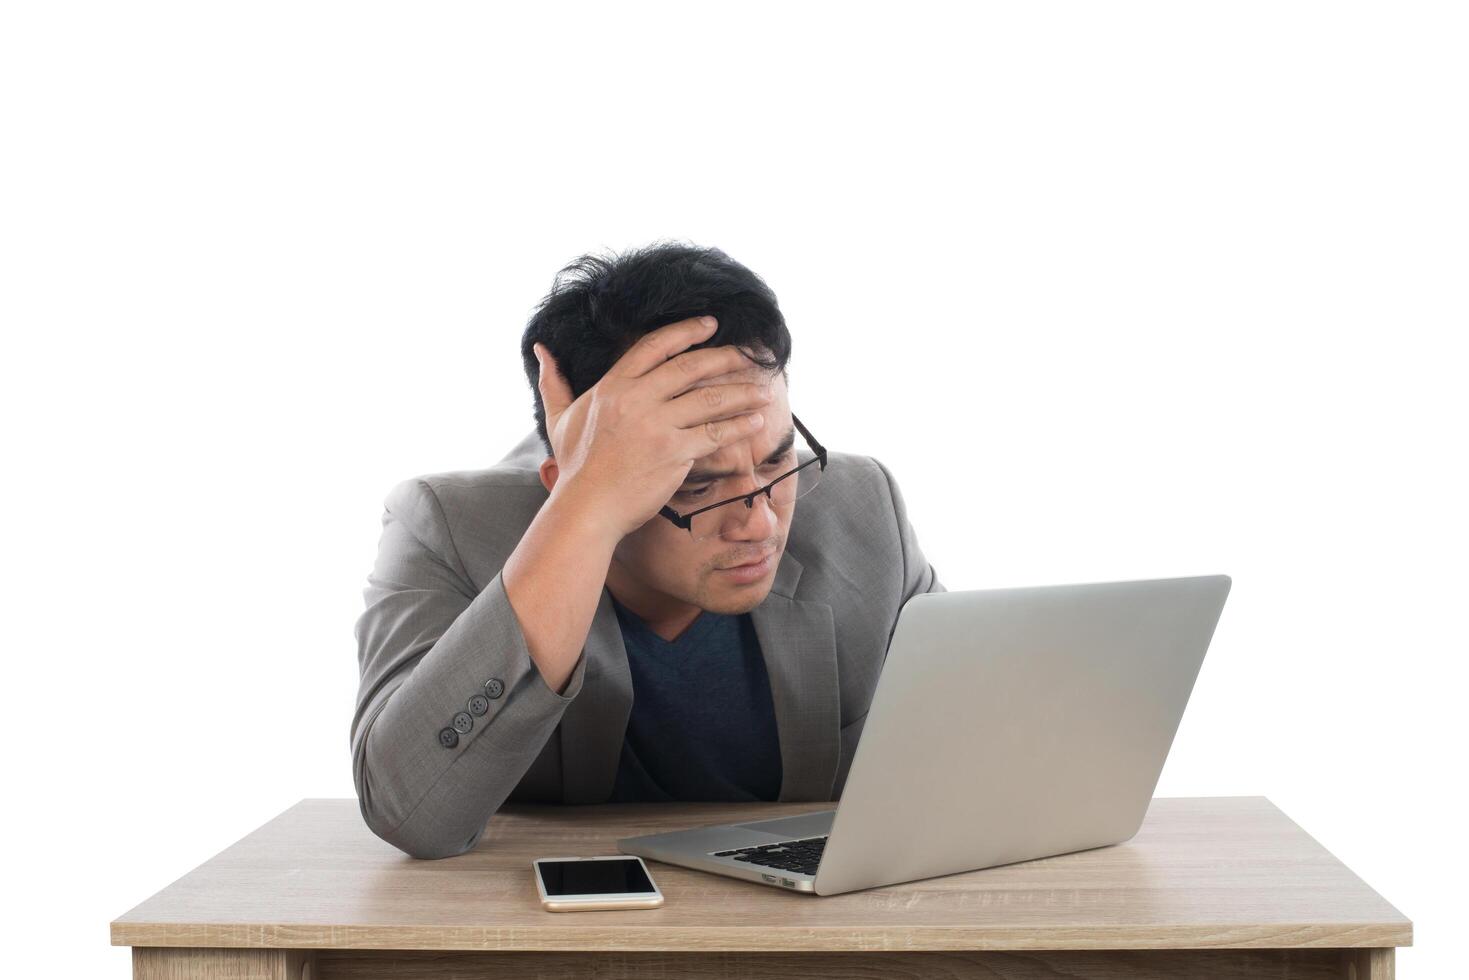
[{"x1": 520, "y1": 240, "x2": 793, "y2": 457}]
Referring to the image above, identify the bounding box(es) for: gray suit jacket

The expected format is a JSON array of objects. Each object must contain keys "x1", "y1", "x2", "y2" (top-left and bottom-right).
[{"x1": 351, "y1": 429, "x2": 945, "y2": 859}]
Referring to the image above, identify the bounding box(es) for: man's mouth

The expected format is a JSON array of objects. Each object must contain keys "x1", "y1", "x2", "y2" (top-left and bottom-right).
[{"x1": 720, "y1": 551, "x2": 776, "y2": 570}]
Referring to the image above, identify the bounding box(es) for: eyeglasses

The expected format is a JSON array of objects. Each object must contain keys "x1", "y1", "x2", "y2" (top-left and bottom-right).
[{"x1": 658, "y1": 414, "x2": 829, "y2": 542}]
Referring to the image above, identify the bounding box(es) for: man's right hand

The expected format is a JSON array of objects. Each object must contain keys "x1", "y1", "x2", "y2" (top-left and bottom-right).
[{"x1": 534, "y1": 315, "x2": 774, "y2": 540}]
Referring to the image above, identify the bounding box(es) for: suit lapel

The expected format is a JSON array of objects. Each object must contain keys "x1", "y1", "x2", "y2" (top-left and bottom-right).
[
  {"x1": 750, "y1": 551, "x2": 841, "y2": 802},
  {"x1": 556, "y1": 548, "x2": 839, "y2": 804}
]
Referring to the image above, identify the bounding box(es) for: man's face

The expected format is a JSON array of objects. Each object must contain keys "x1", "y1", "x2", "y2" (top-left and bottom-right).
[{"x1": 608, "y1": 363, "x2": 794, "y2": 619}]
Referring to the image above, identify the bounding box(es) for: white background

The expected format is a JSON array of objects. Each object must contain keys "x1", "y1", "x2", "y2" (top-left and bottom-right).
[{"x1": 2, "y1": 3, "x2": 1463, "y2": 974}]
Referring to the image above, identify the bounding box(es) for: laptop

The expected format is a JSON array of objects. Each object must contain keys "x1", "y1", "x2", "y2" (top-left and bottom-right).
[{"x1": 618, "y1": 573, "x2": 1231, "y2": 896}]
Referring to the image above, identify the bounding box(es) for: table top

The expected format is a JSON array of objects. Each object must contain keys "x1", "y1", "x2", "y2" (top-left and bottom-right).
[{"x1": 111, "y1": 796, "x2": 1410, "y2": 953}]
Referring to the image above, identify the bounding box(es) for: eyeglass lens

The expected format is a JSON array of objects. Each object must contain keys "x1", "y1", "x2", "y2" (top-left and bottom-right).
[{"x1": 679, "y1": 455, "x2": 824, "y2": 542}]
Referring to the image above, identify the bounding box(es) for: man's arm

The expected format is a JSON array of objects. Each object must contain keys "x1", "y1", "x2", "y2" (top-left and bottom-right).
[
  {"x1": 350, "y1": 477, "x2": 616, "y2": 859},
  {"x1": 352, "y1": 317, "x2": 780, "y2": 860}
]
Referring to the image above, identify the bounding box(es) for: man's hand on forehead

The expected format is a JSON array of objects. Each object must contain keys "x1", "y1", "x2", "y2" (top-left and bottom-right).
[
  {"x1": 683, "y1": 360, "x2": 782, "y2": 393},
  {"x1": 532, "y1": 315, "x2": 777, "y2": 541},
  {"x1": 684, "y1": 366, "x2": 786, "y2": 458}
]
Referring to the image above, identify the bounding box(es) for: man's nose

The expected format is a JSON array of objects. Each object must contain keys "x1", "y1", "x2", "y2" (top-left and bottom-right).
[{"x1": 721, "y1": 488, "x2": 779, "y2": 540}]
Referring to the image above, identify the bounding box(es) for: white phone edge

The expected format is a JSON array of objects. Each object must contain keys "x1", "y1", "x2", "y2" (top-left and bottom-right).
[{"x1": 533, "y1": 855, "x2": 665, "y2": 911}]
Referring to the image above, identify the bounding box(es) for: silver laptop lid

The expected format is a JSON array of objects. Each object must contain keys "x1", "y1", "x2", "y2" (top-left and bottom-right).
[{"x1": 814, "y1": 574, "x2": 1230, "y2": 895}]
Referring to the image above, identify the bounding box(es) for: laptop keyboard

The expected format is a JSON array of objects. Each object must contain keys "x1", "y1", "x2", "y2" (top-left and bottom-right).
[{"x1": 714, "y1": 835, "x2": 827, "y2": 877}]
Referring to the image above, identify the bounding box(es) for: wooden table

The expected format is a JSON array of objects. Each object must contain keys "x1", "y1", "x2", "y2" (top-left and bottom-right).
[{"x1": 111, "y1": 796, "x2": 1410, "y2": 979}]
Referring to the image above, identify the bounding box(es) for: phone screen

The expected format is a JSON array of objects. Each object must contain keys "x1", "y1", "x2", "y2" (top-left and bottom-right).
[{"x1": 537, "y1": 858, "x2": 655, "y2": 896}]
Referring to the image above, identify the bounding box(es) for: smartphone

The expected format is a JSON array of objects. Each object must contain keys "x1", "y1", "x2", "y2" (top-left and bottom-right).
[{"x1": 533, "y1": 855, "x2": 665, "y2": 911}]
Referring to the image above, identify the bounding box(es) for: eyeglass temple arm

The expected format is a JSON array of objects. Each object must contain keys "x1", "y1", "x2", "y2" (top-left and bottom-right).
[{"x1": 791, "y1": 413, "x2": 827, "y2": 465}]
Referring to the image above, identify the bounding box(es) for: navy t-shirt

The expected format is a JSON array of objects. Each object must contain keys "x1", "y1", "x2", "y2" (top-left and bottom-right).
[{"x1": 607, "y1": 594, "x2": 783, "y2": 802}]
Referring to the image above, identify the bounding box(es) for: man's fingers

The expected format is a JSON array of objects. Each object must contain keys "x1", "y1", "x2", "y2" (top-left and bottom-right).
[
  {"x1": 534, "y1": 343, "x2": 573, "y2": 416},
  {"x1": 666, "y1": 380, "x2": 774, "y2": 431},
  {"x1": 682, "y1": 411, "x2": 766, "y2": 458},
  {"x1": 642, "y1": 344, "x2": 766, "y2": 401},
  {"x1": 614, "y1": 315, "x2": 720, "y2": 379}
]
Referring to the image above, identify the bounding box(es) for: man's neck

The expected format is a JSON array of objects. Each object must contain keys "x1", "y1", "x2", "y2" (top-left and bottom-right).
[{"x1": 605, "y1": 570, "x2": 704, "y2": 644}]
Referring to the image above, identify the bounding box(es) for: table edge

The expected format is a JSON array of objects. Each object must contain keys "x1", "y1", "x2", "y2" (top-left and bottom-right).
[{"x1": 109, "y1": 919, "x2": 1414, "y2": 952}]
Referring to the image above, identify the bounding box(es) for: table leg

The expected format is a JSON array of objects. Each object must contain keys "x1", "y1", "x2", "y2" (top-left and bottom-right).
[
  {"x1": 133, "y1": 947, "x2": 315, "y2": 980},
  {"x1": 1343, "y1": 948, "x2": 1395, "y2": 979}
]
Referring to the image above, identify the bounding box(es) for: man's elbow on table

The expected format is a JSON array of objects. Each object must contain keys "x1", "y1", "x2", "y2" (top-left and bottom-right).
[
  {"x1": 390, "y1": 821, "x2": 486, "y2": 861},
  {"x1": 356, "y1": 783, "x2": 489, "y2": 860},
  {"x1": 353, "y1": 737, "x2": 491, "y2": 859}
]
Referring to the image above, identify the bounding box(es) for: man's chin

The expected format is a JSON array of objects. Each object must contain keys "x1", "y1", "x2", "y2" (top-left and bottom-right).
[{"x1": 703, "y1": 577, "x2": 774, "y2": 614}]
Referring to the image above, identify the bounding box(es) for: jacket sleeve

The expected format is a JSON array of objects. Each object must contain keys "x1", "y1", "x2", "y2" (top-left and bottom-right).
[
  {"x1": 350, "y1": 477, "x2": 588, "y2": 859},
  {"x1": 870, "y1": 457, "x2": 947, "y2": 614}
]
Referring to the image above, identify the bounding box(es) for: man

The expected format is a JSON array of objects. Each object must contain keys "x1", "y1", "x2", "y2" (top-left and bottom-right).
[{"x1": 351, "y1": 243, "x2": 944, "y2": 859}]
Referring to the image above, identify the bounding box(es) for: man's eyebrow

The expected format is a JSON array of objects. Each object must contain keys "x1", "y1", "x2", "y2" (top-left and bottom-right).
[{"x1": 683, "y1": 425, "x2": 797, "y2": 484}]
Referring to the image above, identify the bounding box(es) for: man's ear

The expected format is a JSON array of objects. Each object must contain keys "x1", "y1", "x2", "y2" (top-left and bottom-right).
[{"x1": 538, "y1": 456, "x2": 559, "y2": 494}]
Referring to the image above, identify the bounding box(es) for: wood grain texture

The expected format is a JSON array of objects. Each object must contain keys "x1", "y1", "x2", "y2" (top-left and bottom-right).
[
  {"x1": 132, "y1": 947, "x2": 312, "y2": 979},
  {"x1": 1344, "y1": 946, "x2": 1396, "y2": 979},
  {"x1": 111, "y1": 796, "x2": 1411, "y2": 953}
]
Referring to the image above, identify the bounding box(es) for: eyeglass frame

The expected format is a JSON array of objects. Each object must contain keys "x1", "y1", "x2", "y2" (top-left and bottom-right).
[{"x1": 658, "y1": 413, "x2": 829, "y2": 536}]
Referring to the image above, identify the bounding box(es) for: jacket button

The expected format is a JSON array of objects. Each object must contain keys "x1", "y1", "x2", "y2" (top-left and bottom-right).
[
  {"x1": 468, "y1": 694, "x2": 490, "y2": 716},
  {"x1": 452, "y1": 711, "x2": 474, "y2": 734},
  {"x1": 437, "y1": 727, "x2": 459, "y2": 749},
  {"x1": 484, "y1": 678, "x2": 505, "y2": 699}
]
